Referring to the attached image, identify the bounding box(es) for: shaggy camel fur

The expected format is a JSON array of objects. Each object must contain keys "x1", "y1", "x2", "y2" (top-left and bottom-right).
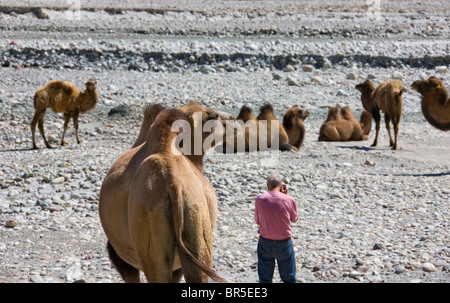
[
  {"x1": 356, "y1": 79, "x2": 406, "y2": 150},
  {"x1": 411, "y1": 76, "x2": 450, "y2": 131},
  {"x1": 222, "y1": 104, "x2": 295, "y2": 152},
  {"x1": 99, "y1": 102, "x2": 225, "y2": 283},
  {"x1": 282, "y1": 105, "x2": 310, "y2": 149},
  {"x1": 31, "y1": 78, "x2": 98, "y2": 149},
  {"x1": 318, "y1": 105, "x2": 373, "y2": 141},
  {"x1": 256, "y1": 103, "x2": 295, "y2": 151}
]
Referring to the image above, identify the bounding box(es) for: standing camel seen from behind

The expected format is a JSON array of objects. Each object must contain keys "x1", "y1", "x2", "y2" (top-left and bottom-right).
[{"x1": 31, "y1": 78, "x2": 98, "y2": 149}]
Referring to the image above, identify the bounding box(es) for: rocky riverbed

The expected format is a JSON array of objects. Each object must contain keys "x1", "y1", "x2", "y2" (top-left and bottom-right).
[{"x1": 0, "y1": 0, "x2": 449, "y2": 283}]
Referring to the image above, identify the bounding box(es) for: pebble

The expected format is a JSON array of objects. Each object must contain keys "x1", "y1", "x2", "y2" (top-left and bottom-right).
[
  {"x1": 422, "y1": 263, "x2": 435, "y2": 272},
  {"x1": 392, "y1": 71, "x2": 404, "y2": 80},
  {"x1": 303, "y1": 65, "x2": 314, "y2": 72},
  {"x1": 346, "y1": 71, "x2": 358, "y2": 80},
  {"x1": 435, "y1": 66, "x2": 448, "y2": 73},
  {"x1": 5, "y1": 219, "x2": 18, "y2": 228},
  {"x1": 284, "y1": 65, "x2": 295, "y2": 72},
  {"x1": 51, "y1": 177, "x2": 65, "y2": 185},
  {"x1": 394, "y1": 265, "x2": 405, "y2": 274}
]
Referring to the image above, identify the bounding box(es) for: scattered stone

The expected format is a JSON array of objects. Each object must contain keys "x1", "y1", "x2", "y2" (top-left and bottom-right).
[
  {"x1": 364, "y1": 159, "x2": 375, "y2": 166},
  {"x1": 394, "y1": 265, "x2": 405, "y2": 274},
  {"x1": 303, "y1": 65, "x2": 314, "y2": 72},
  {"x1": 272, "y1": 73, "x2": 282, "y2": 80},
  {"x1": 287, "y1": 77, "x2": 300, "y2": 86},
  {"x1": 422, "y1": 263, "x2": 435, "y2": 272},
  {"x1": 284, "y1": 65, "x2": 295, "y2": 72},
  {"x1": 373, "y1": 243, "x2": 383, "y2": 250},
  {"x1": 5, "y1": 219, "x2": 18, "y2": 228},
  {"x1": 108, "y1": 104, "x2": 130, "y2": 117},
  {"x1": 51, "y1": 177, "x2": 65, "y2": 185},
  {"x1": 29, "y1": 275, "x2": 45, "y2": 283},
  {"x1": 311, "y1": 76, "x2": 323, "y2": 85},
  {"x1": 436, "y1": 66, "x2": 448, "y2": 73},
  {"x1": 392, "y1": 71, "x2": 404, "y2": 80},
  {"x1": 347, "y1": 71, "x2": 358, "y2": 80},
  {"x1": 322, "y1": 58, "x2": 332, "y2": 69}
]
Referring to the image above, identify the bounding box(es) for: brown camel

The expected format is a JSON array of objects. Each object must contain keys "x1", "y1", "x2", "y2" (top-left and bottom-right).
[
  {"x1": 411, "y1": 76, "x2": 450, "y2": 131},
  {"x1": 132, "y1": 103, "x2": 167, "y2": 148},
  {"x1": 282, "y1": 105, "x2": 310, "y2": 149},
  {"x1": 356, "y1": 79, "x2": 406, "y2": 149},
  {"x1": 31, "y1": 78, "x2": 98, "y2": 149},
  {"x1": 256, "y1": 103, "x2": 295, "y2": 151},
  {"x1": 318, "y1": 105, "x2": 372, "y2": 141},
  {"x1": 99, "y1": 102, "x2": 225, "y2": 283}
]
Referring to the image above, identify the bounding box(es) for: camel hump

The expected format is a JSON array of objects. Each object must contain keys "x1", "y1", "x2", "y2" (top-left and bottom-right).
[
  {"x1": 238, "y1": 105, "x2": 252, "y2": 116},
  {"x1": 143, "y1": 103, "x2": 166, "y2": 120},
  {"x1": 46, "y1": 80, "x2": 74, "y2": 95},
  {"x1": 259, "y1": 103, "x2": 274, "y2": 114},
  {"x1": 61, "y1": 82, "x2": 74, "y2": 95}
]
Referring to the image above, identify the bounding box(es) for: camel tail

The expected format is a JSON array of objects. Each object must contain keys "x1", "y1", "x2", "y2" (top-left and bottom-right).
[
  {"x1": 167, "y1": 179, "x2": 226, "y2": 283},
  {"x1": 33, "y1": 93, "x2": 37, "y2": 109},
  {"x1": 392, "y1": 87, "x2": 406, "y2": 122}
]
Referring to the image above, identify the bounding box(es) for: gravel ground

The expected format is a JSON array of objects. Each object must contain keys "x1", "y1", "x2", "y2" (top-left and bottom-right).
[{"x1": 0, "y1": 0, "x2": 449, "y2": 284}]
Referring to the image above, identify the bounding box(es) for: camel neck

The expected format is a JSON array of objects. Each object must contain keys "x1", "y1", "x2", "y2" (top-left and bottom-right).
[{"x1": 186, "y1": 154, "x2": 204, "y2": 172}]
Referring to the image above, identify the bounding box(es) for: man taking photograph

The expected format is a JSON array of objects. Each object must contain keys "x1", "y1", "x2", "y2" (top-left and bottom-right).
[{"x1": 254, "y1": 172, "x2": 298, "y2": 283}]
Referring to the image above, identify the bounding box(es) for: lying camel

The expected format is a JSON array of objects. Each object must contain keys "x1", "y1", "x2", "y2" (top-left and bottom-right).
[
  {"x1": 31, "y1": 78, "x2": 98, "y2": 149},
  {"x1": 318, "y1": 105, "x2": 372, "y2": 141},
  {"x1": 99, "y1": 102, "x2": 225, "y2": 283},
  {"x1": 356, "y1": 79, "x2": 406, "y2": 150},
  {"x1": 256, "y1": 103, "x2": 295, "y2": 151},
  {"x1": 221, "y1": 104, "x2": 295, "y2": 152},
  {"x1": 228, "y1": 105, "x2": 260, "y2": 152},
  {"x1": 282, "y1": 105, "x2": 310, "y2": 149},
  {"x1": 411, "y1": 76, "x2": 450, "y2": 131}
]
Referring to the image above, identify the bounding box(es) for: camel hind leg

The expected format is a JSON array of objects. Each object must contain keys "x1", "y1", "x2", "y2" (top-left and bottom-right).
[
  {"x1": 33, "y1": 111, "x2": 51, "y2": 149},
  {"x1": 72, "y1": 109, "x2": 81, "y2": 144},
  {"x1": 323, "y1": 125, "x2": 341, "y2": 141},
  {"x1": 129, "y1": 208, "x2": 177, "y2": 283},
  {"x1": 371, "y1": 110, "x2": 381, "y2": 147},
  {"x1": 61, "y1": 113, "x2": 71, "y2": 146},
  {"x1": 384, "y1": 113, "x2": 394, "y2": 147},
  {"x1": 106, "y1": 241, "x2": 140, "y2": 283},
  {"x1": 391, "y1": 93, "x2": 403, "y2": 150},
  {"x1": 30, "y1": 111, "x2": 42, "y2": 149}
]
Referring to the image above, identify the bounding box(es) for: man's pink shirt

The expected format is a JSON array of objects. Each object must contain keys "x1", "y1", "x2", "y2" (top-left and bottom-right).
[{"x1": 254, "y1": 191, "x2": 298, "y2": 240}]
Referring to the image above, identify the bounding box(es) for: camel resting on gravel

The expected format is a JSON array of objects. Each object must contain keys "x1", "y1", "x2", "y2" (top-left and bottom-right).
[
  {"x1": 318, "y1": 104, "x2": 372, "y2": 142},
  {"x1": 282, "y1": 105, "x2": 310, "y2": 149},
  {"x1": 411, "y1": 76, "x2": 450, "y2": 131},
  {"x1": 31, "y1": 78, "x2": 98, "y2": 149}
]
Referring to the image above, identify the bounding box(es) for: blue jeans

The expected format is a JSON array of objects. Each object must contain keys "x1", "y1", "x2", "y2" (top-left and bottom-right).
[{"x1": 257, "y1": 236, "x2": 297, "y2": 283}]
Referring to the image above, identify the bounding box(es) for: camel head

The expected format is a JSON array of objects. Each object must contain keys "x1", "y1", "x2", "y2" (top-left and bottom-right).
[
  {"x1": 85, "y1": 78, "x2": 97, "y2": 91},
  {"x1": 282, "y1": 105, "x2": 310, "y2": 130},
  {"x1": 178, "y1": 102, "x2": 224, "y2": 152},
  {"x1": 411, "y1": 77, "x2": 449, "y2": 106},
  {"x1": 355, "y1": 79, "x2": 375, "y2": 94}
]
